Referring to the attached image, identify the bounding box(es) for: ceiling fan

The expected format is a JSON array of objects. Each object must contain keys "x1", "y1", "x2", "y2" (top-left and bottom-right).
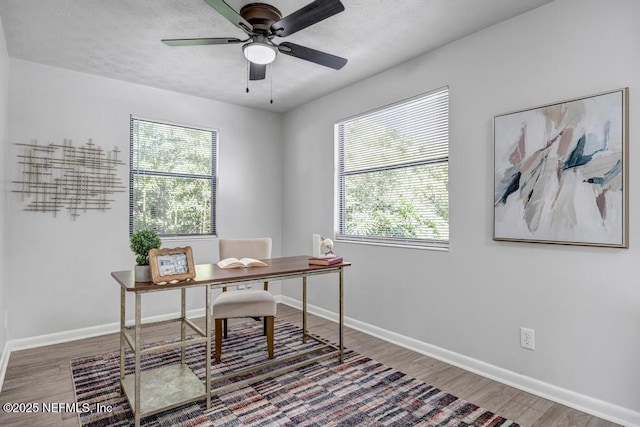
[{"x1": 162, "y1": 0, "x2": 348, "y2": 81}]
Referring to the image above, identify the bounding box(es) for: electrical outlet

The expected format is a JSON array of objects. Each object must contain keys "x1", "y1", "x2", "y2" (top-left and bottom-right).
[{"x1": 520, "y1": 327, "x2": 535, "y2": 350}]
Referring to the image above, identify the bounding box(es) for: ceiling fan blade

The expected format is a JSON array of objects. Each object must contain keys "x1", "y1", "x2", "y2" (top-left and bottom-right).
[
  {"x1": 202, "y1": 0, "x2": 253, "y2": 34},
  {"x1": 278, "y1": 42, "x2": 347, "y2": 70},
  {"x1": 162, "y1": 37, "x2": 243, "y2": 47},
  {"x1": 271, "y1": 0, "x2": 345, "y2": 37},
  {"x1": 250, "y1": 63, "x2": 267, "y2": 80}
]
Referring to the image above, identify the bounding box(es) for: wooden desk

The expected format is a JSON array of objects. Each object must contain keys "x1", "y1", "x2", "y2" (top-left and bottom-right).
[{"x1": 111, "y1": 255, "x2": 351, "y2": 426}]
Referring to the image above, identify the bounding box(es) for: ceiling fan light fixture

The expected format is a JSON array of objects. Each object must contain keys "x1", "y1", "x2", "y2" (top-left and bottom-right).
[{"x1": 243, "y1": 41, "x2": 277, "y2": 65}]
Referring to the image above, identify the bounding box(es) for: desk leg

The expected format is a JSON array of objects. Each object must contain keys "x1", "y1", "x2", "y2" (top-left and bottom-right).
[
  {"x1": 205, "y1": 285, "x2": 212, "y2": 410},
  {"x1": 181, "y1": 288, "x2": 186, "y2": 364},
  {"x1": 119, "y1": 287, "x2": 125, "y2": 393},
  {"x1": 339, "y1": 268, "x2": 344, "y2": 363},
  {"x1": 302, "y1": 276, "x2": 307, "y2": 343},
  {"x1": 134, "y1": 293, "x2": 142, "y2": 427}
]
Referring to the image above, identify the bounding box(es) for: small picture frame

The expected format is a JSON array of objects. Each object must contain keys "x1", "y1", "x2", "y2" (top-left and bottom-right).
[{"x1": 149, "y1": 246, "x2": 196, "y2": 284}]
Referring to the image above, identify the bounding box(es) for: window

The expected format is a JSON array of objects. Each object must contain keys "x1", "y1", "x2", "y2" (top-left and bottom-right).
[
  {"x1": 130, "y1": 117, "x2": 217, "y2": 236},
  {"x1": 336, "y1": 87, "x2": 449, "y2": 248}
]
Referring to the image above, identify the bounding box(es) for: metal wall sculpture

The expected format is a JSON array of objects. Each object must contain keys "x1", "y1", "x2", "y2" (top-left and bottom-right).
[{"x1": 13, "y1": 139, "x2": 126, "y2": 219}]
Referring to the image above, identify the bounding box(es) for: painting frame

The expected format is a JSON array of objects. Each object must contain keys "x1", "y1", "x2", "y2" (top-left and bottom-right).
[
  {"x1": 149, "y1": 246, "x2": 196, "y2": 284},
  {"x1": 493, "y1": 88, "x2": 629, "y2": 248}
]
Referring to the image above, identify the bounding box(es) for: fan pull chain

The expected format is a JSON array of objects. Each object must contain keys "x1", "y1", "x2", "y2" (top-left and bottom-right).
[
  {"x1": 246, "y1": 60, "x2": 250, "y2": 93},
  {"x1": 270, "y1": 64, "x2": 274, "y2": 104}
]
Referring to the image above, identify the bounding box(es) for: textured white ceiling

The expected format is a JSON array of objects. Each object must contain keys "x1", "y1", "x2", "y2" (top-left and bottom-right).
[{"x1": 0, "y1": 0, "x2": 553, "y2": 112}]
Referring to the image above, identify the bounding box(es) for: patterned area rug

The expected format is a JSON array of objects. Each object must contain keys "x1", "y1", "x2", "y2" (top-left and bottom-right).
[{"x1": 71, "y1": 320, "x2": 520, "y2": 426}]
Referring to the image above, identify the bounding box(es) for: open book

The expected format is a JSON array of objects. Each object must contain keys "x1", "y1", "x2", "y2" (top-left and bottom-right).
[{"x1": 217, "y1": 257, "x2": 268, "y2": 269}]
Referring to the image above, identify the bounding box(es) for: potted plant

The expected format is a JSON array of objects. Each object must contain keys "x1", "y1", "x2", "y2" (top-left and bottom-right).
[{"x1": 130, "y1": 229, "x2": 161, "y2": 282}]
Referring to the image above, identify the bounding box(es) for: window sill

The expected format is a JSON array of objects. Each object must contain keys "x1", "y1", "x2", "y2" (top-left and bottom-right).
[
  {"x1": 161, "y1": 234, "x2": 218, "y2": 243},
  {"x1": 335, "y1": 236, "x2": 449, "y2": 252}
]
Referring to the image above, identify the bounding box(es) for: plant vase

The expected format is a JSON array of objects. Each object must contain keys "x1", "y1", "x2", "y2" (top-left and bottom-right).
[{"x1": 134, "y1": 265, "x2": 151, "y2": 282}]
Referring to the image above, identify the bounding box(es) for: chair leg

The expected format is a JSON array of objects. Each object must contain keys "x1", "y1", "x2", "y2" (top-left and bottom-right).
[
  {"x1": 266, "y1": 316, "x2": 274, "y2": 359},
  {"x1": 215, "y1": 318, "x2": 223, "y2": 363},
  {"x1": 223, "y1": 318, "x2": 228, "y2": 339}
]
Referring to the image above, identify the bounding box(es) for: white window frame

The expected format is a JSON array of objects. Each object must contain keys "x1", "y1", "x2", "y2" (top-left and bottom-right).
[
  {"x1": 335, "y1": 87, "x2": 449, "y2": 250},
  {"x1": 129, "y1": 115, "x2": 218, "y2": 237}
]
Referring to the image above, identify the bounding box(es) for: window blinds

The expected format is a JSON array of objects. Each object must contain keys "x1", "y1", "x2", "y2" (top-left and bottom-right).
[
  {"x1": 336, "y1": 87, "x2": 449, "y2": 247},
  {"x1": 130, "y1": 117, "x2": 217, "y2": 236}
]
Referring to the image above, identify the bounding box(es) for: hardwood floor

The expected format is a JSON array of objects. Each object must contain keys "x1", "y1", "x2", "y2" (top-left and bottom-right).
[{"x1": 0, "y1": 304, "x2": 621, "y2": 426}]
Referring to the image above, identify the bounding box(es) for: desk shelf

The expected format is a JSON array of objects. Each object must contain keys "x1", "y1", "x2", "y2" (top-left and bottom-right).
[
  {"x1": 121, "y1": 364, "x2": 205, "y2": 417},
  {"x1": 122, "y1": 322, "x2": 208, "y2": 355}
]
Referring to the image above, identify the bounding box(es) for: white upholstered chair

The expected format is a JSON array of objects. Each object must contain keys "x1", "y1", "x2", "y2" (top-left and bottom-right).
[{"x1": 212, "y1": 238, "x2": 276, "y2": 362}]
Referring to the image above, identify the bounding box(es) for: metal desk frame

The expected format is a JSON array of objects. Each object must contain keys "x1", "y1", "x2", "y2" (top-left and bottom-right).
[{"x1": 111, "y1": 256, "x2": 350, "y2": 427}]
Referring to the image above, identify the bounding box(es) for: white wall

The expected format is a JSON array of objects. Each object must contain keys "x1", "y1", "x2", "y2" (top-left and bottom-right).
[
  {"x1": 6, "y1": 59, "x2": 283, "y2": 339},
  {"x1": 3, "y1": 0, "x2": 640, "y2": 423},
  {"x1": 282, "y1": 0, "x2": 640, "y2": 422},
  {"x1": 0, "y1": 16, "x2": 8, "y2": 358}
]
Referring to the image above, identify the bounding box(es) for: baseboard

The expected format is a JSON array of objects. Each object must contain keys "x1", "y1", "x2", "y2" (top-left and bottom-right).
[
  {"x1": 0, "y1": 341, "x2": 9, "y2": 393},
  {"x1": 0, "y1": 308, "x2": 207, "y2": 393},
  {"x1": 279, "y1": 296, "x2": 640, "y2": 427},
  {"x1": 2, "y1": 298, "x2": 638, "y2": 426}
]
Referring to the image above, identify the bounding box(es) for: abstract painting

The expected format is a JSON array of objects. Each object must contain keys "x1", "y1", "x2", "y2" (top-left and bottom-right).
[{"x1": 494, "y1": 88, "x2": 628, "y2": 247}]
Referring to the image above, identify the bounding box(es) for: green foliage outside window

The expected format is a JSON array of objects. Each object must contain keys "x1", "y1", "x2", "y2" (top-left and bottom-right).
[
  {"x1": 343, "y1": 163, "x2": 448, "y2": 240},
  {"x1": 130, "y1": 118, "x2": 216, "y2": 236},
  {"x1": 337, "y1": 88, "x2": 449, "y2": 246}
]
